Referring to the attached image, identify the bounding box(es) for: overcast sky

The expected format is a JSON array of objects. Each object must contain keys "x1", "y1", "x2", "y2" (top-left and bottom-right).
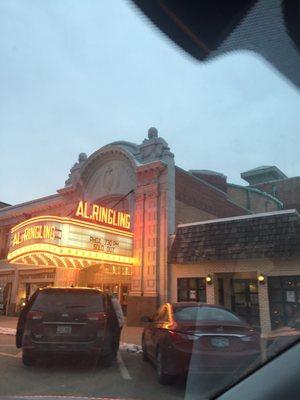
[{"x1": 1, "y1": 0, "x2": 300, "y2": 205}]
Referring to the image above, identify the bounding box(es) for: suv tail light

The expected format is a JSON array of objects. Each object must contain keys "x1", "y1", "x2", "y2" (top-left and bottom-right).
[
  {"x1": 86, "y1": 312, "x2": 107, "y2": 321},
  {"x1": 27, "y1": 311, "x2": 44, "y2": 320}
]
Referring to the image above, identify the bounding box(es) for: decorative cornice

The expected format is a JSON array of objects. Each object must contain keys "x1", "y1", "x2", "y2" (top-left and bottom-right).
[
  {"x1": 57, "y1": 185, "x2": 77, "y2": 196},
  {"x1": 0, "y1": 194, "x2": 65, "y2": 223},
  {"x1": 136, "y1": 160, "x2": 167, "y2": 176}
]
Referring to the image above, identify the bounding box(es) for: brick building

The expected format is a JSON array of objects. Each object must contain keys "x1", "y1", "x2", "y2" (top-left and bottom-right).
[
  {"x1": 0, "y1": 129, "x2": 297, "y2": 332},
  {"x1": 241, "y1": 165, "x2": 300, "y2": 212}
]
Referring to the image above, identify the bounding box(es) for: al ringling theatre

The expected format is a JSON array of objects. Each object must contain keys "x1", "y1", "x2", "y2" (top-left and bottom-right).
[
  {"x1": 0, "y1": 129, "x2": 177, "y2": 324},
  {"x1": 0, "y1": 128, "x2": 288, "y2": 329}
]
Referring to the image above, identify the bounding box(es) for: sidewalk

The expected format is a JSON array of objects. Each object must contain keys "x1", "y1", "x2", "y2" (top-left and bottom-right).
[
  {"x1": 0, "y1": 316, "x2": 18, "y2": 329},
  {"x1": 0, "y1": 316, "x2": 143, "y2": 346}
]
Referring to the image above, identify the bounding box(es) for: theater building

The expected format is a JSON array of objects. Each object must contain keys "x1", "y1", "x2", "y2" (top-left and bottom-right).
[{"x1": 0, "y1": 128, "x2": 297, "y2": 332}]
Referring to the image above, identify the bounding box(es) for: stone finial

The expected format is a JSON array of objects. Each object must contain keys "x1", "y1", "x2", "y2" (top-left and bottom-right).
[
  {"x1": 148, "y1": 127, "x2": 158, "y2": 140},
  {"x1": 78, "y1": 152, "x2": 87, "y2": 163},
  {"x1": 139, "y1": 127, "x2": 174, "y2": 162},
  {"x1": 65, "y1": 152, "x2": 87, "y2": 186}
]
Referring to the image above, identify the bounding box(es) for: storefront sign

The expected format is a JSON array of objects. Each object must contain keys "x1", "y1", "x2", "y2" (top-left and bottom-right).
[
  {"x1": 12, "y1": 225, "x2": 56, "y2": 246},
  {"x1": 75, "y1": 201, "x2": 131, "y2": 231},
  {"x1": 286, "y1": 291, "x2": 296, "y2": 302},
  {"x1": 7, "y1": 214, "x2": 133, "y2": 267}
]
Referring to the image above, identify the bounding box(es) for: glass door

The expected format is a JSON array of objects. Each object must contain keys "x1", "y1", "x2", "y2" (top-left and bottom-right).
[{"x1": 231, "y1": 279, "x2": 260, "y2": 329}]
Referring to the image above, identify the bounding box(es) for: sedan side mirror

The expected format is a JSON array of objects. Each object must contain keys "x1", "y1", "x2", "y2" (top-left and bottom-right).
[{"x1": 141, "y1": 315, "x2": 152, "y2": 323}]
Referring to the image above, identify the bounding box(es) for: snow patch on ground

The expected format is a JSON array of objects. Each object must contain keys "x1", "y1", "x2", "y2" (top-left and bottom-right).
[
  {"x1": 119, "y1": 342, "x2": 143, "y2": 353},
  {"x1": 0, "y1": 327, "x2": 16, "y2": 335}
]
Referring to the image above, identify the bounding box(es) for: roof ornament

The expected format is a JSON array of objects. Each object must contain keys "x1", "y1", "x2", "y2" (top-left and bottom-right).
[
  {"x1": 65, "y1": 152, "x2": 87, "y2": 186},
  {"x1": 78, "y1": 152, "x2": 87, "y2": 163},
  {"x1": 148, "y1": 127, "x2": 158, "y2": 140},
  {"x1": 139, "y1": 127, "x2": 173, "y2": 162}
]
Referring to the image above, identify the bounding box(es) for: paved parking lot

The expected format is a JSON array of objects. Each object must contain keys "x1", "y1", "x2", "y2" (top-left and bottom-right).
[
  {"x1": 0, "y1": 333, "x2": 238, "y2": 400},
  {"x1": 0, "y1": 334, "x2": 187, "y2": 399},
  {"x1": 0, "y1": 315, "x2": 242, "y2": 400}
]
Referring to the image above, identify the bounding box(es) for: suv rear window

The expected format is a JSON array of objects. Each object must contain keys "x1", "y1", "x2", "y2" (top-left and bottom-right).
[
  {"x1": 174, "y1": 306, "x2": 242, "y2": 322},
  {"x1": 31, "y1": 290, "x2": 104, "y2": 312}
]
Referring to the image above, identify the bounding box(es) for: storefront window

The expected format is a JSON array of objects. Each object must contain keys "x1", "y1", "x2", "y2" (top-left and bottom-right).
[
  {"x1": 282, "y1": 277, "x2": 296, "y2": 289},
  {"x1": 269, "y1": 276, "x2": 300, "y2": 329},
  {"x1": 177, "y1": 278, "x2": 206, "y2": 303}
]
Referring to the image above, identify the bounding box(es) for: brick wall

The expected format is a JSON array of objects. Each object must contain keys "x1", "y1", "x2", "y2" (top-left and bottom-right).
[
  {"x1": 175, "y1": 200, "x2": 217, "y2": 225},
  {"x1": 252, "y1": 177, "x2": 300, "y2": 211},
  {"x1": 175, "y1": 167, "x2": 249, "y2": 219},
  {"x1": 189, "y1": 171, "x2": 227, "y2": 192},
  {"x1": 227, "y1": 185, "x2": 281, "y2": 213}
]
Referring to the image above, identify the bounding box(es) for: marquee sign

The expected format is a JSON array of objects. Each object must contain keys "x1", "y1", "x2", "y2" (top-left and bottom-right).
[
  {"x1": 74, "y1": 201, "x2": 131, "y2": 231},
  {"x1": 7, "y1": 210, "x2": 133, "y2": 268}
]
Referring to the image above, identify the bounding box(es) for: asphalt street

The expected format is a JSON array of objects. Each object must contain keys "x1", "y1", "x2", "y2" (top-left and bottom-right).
[{"x1": 0, "y1": 334, "x2": 238, "y2": 400}]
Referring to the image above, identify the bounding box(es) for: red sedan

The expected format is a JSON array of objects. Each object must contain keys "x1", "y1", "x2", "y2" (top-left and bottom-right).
[{"x1": 141, "y1": 302, "x2": 261, "y2": 384}]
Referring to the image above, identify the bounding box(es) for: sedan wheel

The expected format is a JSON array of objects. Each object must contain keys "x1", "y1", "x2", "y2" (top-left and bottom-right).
[{"x1": 156, "y1": 348, "x2": 173, "y2": 385}]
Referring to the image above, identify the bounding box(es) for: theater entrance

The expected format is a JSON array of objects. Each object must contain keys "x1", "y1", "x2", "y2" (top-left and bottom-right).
[{"x1": 80, "y1": 263, "x2": 131, "y2": 314}]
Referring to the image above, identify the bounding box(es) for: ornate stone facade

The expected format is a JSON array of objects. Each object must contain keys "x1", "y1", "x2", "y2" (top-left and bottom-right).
[
  {"x1": 0, "y1": 128, "x2": 283, "y2": 323},
  {"x1": 0, "y1": 128, "x2": 176, "y2": 322}
]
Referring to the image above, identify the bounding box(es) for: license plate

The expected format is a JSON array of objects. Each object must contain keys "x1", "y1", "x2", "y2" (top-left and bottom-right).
[
  {"x1": 57, "y1": 325, "x2": 72, "y2": 334},
  {"x1": 211, "y1": 337, "x2": 230, "y2": 348}
]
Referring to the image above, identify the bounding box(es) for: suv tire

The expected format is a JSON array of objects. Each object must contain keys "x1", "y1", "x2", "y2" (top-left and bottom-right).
[
  {"x1": 100, "y1": 352, "x2": 114, "y2": 367},
  {"x1": 99, "y1": 335, "x2": 115, "y2": 367},
  {"x1": 22, "y1": 354, "x2": 36, "y2": 366}
]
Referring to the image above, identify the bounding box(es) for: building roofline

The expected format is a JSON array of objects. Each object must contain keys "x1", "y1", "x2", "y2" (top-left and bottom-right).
[
  {"x1": 0, "y1": 193, "x2": 62, "y2": 219},
  {"x1": 241, "y1": 165, "x2": 287, "y2": 179},
  {"x1": 0, "y1": 201, "x2": 11, "y2": 207},
  {"x1": 252, "y1": 175, "x2": 300, "y2": 186},
  {"x1": 175, "y1": 166, "x2": 252, "y2": 214},
  {"x1": 228, "y1": 183, "x2": 283, "y2": 207},
  {"x1": 189, "y1": 169, "x2": 227, "y2": 179},
  {"x1": 178, "y1": 209, "x2": 300, "y2": 228}
]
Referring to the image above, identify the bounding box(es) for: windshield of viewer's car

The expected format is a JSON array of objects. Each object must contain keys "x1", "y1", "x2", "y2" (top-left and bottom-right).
[{"x1": 0, "y1": 1, "x2": 300, "y2": 400}]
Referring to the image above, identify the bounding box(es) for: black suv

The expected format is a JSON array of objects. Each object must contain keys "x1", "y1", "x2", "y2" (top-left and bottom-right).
[{"x1": 16, "y1": 287, "x2": 118, "y2": 366}]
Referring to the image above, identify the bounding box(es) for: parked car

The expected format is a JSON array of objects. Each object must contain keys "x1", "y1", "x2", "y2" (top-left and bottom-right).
[
  {"x1": 16, "y1": 287, "x2": 118, "y2": 367},
  {"x1": 141, "y1": 302, "x2": 261, "y2": 384}
]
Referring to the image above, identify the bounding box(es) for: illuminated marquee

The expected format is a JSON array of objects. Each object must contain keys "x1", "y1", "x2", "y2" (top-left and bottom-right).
[
  {"x1": 75, "y1": 201, "x2": 131, "y2": 231},
  {"x1": 7, "y1": 214, "x2": 133, "y2": 268},
  {"x1": 12, "y1": 225, "x2": 55, "y2": 246}
]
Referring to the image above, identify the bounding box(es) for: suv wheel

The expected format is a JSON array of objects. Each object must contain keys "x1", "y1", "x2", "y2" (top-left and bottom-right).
[
  {"x1": 142, "y1": 335, "x2": 149, "y2": 362},
  {"x1": 99, "y1": 336, "x2": 115, "y2": 367},
  {"x1": 22, "y1": 354, "x2": 36, "y2": 366},
  {"x1": 156, "y1": 347, "x2": 172, "y2": 385},
  {"x1": 100, "y1": 352, "x2": 114, "y2": 367}
]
